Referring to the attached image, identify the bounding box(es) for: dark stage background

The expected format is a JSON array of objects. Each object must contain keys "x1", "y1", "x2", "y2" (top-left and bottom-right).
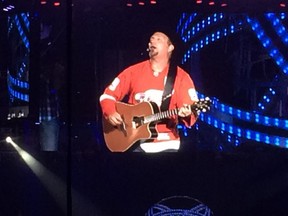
[{"x1": 1, "y1": 0, "x2": 288, "y2": 215}]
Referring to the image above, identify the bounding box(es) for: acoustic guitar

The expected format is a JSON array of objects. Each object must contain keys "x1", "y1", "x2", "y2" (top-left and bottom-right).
[{"x1": 102, "y1": 97, "x2": 212, "y2": 152}]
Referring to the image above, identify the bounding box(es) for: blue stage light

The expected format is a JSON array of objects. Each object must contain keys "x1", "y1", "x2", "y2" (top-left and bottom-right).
[
  {"x1": 14, "y1": 15, "x2": 30, "y2": 51},
  {"x1": 200, "y1": 113, "x2": 288, "y2": 148},
  {"x1": 178, "y1": 14, "x2": 288, "y2": 149}
]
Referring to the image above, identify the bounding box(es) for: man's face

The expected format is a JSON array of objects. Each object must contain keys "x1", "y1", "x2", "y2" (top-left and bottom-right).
[{"x1": 148, "y1": 32, "x2": 173, "y2": 59}]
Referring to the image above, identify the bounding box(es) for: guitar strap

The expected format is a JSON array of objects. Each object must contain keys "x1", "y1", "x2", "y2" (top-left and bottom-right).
[{"x1": 160, "y1": 61, "x2": 177, "y2": 111}]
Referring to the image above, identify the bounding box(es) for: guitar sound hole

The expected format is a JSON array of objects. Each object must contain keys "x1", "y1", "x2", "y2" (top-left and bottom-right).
[{"x1": 133, "y1": 116, "x2": 144, "y2": 128}]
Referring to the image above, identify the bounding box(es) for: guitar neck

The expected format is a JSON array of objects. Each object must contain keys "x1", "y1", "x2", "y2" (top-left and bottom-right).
[
  {"x1": 144, "y1": 104, "x2": 194, "y2": 124},
  {"x1": 142, "y1": 98, "x2": 211, "y2": 124}
]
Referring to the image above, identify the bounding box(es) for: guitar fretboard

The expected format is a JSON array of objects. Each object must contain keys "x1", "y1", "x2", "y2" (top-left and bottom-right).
[
  {"x1": 142, "y1": 98, "x2": 211, "y2": 124},
  {"x1": 144, "y1": 108, "x2": 180, "y2": 124}
]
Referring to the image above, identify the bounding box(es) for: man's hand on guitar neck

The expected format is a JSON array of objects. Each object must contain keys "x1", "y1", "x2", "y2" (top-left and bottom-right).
[
  {"x1": 178, "y1": 104, "x2": 193, "y2": 118},
  {"x1": 107, "y1": 112, "x2": 124, "y2": 126}
]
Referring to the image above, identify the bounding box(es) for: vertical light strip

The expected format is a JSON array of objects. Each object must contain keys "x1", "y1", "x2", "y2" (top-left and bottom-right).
[{"x1": 14, "y1": 15, "x2": 30, "y2": 51}]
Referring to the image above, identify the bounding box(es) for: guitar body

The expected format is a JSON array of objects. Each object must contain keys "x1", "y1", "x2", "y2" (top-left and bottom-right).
[
  {"x1": 102, "y1": 97, "x2": 212, "y2": 152},
  {"x1": 102, "y1": 101, "x2": 160, "y2": 152}
]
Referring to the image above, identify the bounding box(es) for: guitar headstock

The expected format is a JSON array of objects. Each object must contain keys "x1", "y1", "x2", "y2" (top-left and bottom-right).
[{"x1": 193, "y1": 97, "x2": 212, "y2": 114}]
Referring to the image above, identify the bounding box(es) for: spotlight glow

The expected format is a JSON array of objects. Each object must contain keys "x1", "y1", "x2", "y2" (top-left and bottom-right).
[
  {"x1": 6, "y1": 138, "x2": 67, "y2": 214},
  {"x1": 5, "y1": 136, "x2": 101, "y2": 214},
  {"x1": 6, "y1": 136, "x2": 12, "y2": 143}
]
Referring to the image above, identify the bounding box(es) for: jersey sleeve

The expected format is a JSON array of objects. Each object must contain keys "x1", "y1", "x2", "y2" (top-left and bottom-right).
[
  {"x1": 175, "y1": 67, "x2": 199, "y2": 127},
  {"x1": 99, "y1": 68, "x2": 132, "y2": 118}
]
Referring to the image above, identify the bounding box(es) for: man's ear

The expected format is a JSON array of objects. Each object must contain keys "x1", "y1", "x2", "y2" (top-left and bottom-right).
[{"x1": 168, "y1": 44, "x2": 174, "y2": 52}]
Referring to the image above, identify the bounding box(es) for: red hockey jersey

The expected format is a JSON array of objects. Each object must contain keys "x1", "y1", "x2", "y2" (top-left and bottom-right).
[{"x1": 100, "y1": 60, "x2": 198, "y2": 151}]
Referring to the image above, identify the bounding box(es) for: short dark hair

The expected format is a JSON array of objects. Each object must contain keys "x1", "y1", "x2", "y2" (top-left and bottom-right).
[{"x1": 166, "y1": 31, "x2": 185, "y2": 63}]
